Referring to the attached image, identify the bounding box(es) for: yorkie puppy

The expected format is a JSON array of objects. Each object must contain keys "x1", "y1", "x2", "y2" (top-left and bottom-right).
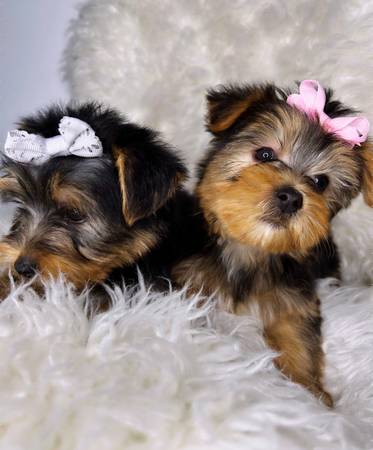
[
  {"x1": 0, "y1": 102, "x2": 186, "y2": 293},
  {"x1": 172, "y1": 80, "x2": 373, "y2": 406}
]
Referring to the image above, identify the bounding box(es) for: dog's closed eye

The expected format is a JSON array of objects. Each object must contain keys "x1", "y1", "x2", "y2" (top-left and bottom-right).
[{"x1": 60, "y1": 207, "x2": 86, "y2": 223}]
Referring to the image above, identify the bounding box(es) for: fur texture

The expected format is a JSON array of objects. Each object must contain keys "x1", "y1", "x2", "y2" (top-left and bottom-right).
[
  {"x1": 171, "y1": 81, "x2": 373, "y2": 406},
  {"x1": 0, "y1": 277, "x2": 371, "y2": 449},
  {"x1": 64, "y1": 0, "x2": 373, "y2": 284},
  {"x1": 0, "y1": 103, "x2": 186, "y2": 292},
  {"x1": 0, "y1": 0, "x2": 370, "y2": 447}
]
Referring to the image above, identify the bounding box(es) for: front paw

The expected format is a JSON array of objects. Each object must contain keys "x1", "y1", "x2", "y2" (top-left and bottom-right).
[{"x1": 310, "y1": 385, "x2": 334, "y2": 408}]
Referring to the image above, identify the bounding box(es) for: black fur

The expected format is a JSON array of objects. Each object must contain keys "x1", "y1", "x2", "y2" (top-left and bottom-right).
[
  {"x1": 19, "y1": 102, "x2": 186, "y2": 221},
  {"x1": 109, "y1": 190, "x2": 208, "y2": 288},
  {"x1": 0, "y1": 102, "x2": 190, "y2": 291}
]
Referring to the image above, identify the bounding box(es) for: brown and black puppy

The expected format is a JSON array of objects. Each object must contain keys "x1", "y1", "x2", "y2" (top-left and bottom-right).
[
  {"x1": 0, "y1": 102, "x2": 186, "y2": 294},
  {"x1": 172, "y1": 82, "x2": 373, "y2": 406}
]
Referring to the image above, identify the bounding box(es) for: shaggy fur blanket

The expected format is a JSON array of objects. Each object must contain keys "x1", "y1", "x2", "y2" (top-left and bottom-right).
[
  {"x1": 0, "y1": 277, "x2": 372, "y2": 450},
  {"x1": 1, "y1": 0, "x2": 373, "y2": 448}
]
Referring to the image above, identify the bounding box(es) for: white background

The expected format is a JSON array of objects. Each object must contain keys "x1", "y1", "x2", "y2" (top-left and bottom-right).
[{"x1": 0, "y1": 0, "x2": 82, "y2": 143}]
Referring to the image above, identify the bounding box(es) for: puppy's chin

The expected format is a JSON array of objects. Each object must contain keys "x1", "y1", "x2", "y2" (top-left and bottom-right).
[{"x1": 236, "y1": 215, "x2": 330, "y2": 255}]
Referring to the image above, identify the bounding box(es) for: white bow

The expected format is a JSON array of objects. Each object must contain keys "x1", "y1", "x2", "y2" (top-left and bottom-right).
[{"x1": 4, "y1": 116, "x2": 103, "y2": 165}]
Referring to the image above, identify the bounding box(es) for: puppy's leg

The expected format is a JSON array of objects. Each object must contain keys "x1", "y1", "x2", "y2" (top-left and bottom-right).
[
  {"x1": 263, "y1": 300, "x2": 333, "y2": 407},
  {"x1": 0, "y1": 241, "x2": 19, "y2": 299}
]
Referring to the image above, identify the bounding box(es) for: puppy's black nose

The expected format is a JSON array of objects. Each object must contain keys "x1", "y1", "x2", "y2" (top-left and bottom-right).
[
  {"x1": 276, "y1": 187, "x2": 303, "y2": 214},
  {"x1": 14, "y1": 257, "x2": 38, "y2": 278}
]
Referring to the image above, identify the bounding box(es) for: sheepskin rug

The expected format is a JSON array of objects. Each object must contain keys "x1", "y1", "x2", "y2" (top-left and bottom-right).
[
  {"x1": 0, "y1": 277, "x2": 372, "y2": 450},
  {"x1": 1, "y1": 0, "x2": 373, "y2": 448}
]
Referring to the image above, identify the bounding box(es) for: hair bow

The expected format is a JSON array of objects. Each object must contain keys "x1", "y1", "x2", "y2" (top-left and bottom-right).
[
  {"x1": 3, "y1": 116, "x2": 103, "y2": 165},
  {"x1": 287, "y1": 80, "x2": 369, "y2": 147}
]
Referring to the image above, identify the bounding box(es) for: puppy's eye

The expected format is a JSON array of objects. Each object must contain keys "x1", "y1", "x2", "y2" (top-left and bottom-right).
[
  {"x1": 310, "y1": 174, "x2": 329, "y2": 193},
  {"x1": 255, "y1": 147, "x2": 276, "y2": 162},
  {"x1": 62, "y1": 208, "x2": 86, "y2": 223}
]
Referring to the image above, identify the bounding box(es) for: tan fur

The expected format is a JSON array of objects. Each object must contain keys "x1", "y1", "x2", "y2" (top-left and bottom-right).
[
  {"x1": 112, "y1": 147, "x2": 134, "y2": 225},
  {"x1": 37, "y1": 253, "x2": 109, "y2": 288},
  {"x1": 208, "y1": 98, "x2": 254, "y2": 133},
  {"x1": 51, "y1": 175, "x2": 94, "y2": 212},
  {"x1": 171, "y1": 254, "x2": 231, "y2": 306},
  {"x1": 0, "y1": 242, "x2": 21, "y2": 266},
  {"x1": 361, "y1": 141, "x2": 373, "y2": 207},
  {"x1": 198, "y1": 163, "x2": 329, "y2": 254},
  {"x1": 0, "y1": 215, "x2": 158, "y2": 290},
  {"x1": 263, "y1": 310, "x2": 332, "y2": 407},
  {"x1": 0, "y1": 177, "x2": 20, "y2": 194},
  {"x1": 76, "y1": 228, "x2": 158, "y2": 267},
  {"x1": 0, "y1": 161, "x2": 159, "y2": 289},
  {"x1": 171, "y1": 89, "x2": 357, "y2": 406},
  {"x1": 242, "y1": 286, "x2": 319, "y2": 320},
  {"x1": 111, "y1": 146, "x2": 186, "y2": 225},
  {"x1": 11, "y1": 227, "x2": 158, "y2": 289},
  {"x1": 0, "y1": 243, "x2": 22, "y2": 299},
  {"x1": 172, "y1": 254, "x2": 333, "y2": 406},
  {"x1": 207, "y1": 87, "x2": 270, "y2": 133}
]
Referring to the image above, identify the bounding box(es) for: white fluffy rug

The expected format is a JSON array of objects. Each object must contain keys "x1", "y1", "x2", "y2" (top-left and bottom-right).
[
  {"x1": 1, "y1": 0, "x2": 373, "y2": 448},
  {"x1": 0, "y1": 277, "x2": 372, "y2": 450}
]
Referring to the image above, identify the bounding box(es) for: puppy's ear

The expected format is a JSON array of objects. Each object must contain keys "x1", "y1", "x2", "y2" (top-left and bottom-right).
[
  {"x1": 360, "y1": 141, "x2": 373, "y2": 207},
  {"x1": 206, "y1": 84, "x2": 277, "y2": 134},
  {"x1": 322, "y1": 93, "x2": 373, "y2": 206},
  {"x1": 112, "y1": 126, "x2": 186, "y2": 226}
]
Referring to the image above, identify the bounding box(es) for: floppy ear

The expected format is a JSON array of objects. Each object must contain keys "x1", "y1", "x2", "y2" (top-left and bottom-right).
[
  {"x1": 360, "y1": 141, "x2": 373, "y2": 207},
  {"x1": 112, "y1": 128, "x2": 187, "y2": 226},
  {"x1": 206, "y1": 83, "x2": 278, "y2": 134}
]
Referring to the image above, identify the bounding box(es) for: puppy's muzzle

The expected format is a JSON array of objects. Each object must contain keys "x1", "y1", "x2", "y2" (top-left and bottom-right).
[
  {"x1": 275, "y1": 187, "x2": 303, "y2": 215},
  {"x1": 14, "y1": 256, "x2": 38, "y2": 278}
]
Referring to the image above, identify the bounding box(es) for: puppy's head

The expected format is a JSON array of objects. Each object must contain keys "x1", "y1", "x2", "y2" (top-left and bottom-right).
[
  {"x1": 0, "y1": 103, "x2": 186, "y2": 288},
  {"x1": 198, "y1": 83, "x2": 373, "y2": 255}
]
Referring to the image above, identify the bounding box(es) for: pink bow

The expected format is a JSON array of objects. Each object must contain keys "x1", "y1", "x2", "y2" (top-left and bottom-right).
[{"x1": 287, "y1": 80, "x2": 369, "y2": 147}]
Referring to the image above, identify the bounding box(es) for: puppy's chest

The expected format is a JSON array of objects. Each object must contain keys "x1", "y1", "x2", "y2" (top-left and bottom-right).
[
  {"x1": 223, "y1": 259, "x2": 278, "y2": 307},
  {"x1": 217, "y1": 242, "x2": 314, "y2": 314}
]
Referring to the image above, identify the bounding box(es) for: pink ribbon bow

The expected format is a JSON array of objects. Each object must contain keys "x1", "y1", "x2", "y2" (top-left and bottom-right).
[{"x1": 286, "y1": 80, "x2": 369, "y2": 147}]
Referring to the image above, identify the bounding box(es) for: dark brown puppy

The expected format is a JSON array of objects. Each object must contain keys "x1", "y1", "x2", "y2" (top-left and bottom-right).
[
  {"x1": 172, "y1": 82, "x2": 373, "y2": 407},
  {"x1": 0, "y1": 103, "x2": 186, "y2": 293}
]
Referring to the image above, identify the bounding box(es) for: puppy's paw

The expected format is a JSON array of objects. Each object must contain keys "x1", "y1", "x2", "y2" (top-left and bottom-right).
[{"x1": 311, "y1": 385, "x2": 334, "y2": 408}]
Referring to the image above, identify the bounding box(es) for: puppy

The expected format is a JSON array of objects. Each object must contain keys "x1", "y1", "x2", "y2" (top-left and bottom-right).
[
  {"x1": 0, "y1": 102, "x2": 186, "y2": 294},
  {"x1": 172, "y1": 80, "x2": 373, "y2": 406}
]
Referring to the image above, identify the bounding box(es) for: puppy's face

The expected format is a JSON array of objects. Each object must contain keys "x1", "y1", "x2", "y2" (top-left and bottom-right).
[
  {"x1": 0, "y1": 104, "x2": 185, "y2": 288},
  {"x1": 198, "y1": 84, "x2": 373, "y2": 255},
  {"x1": 0, "y1": 157, "x2": 158, "y2": 288}
]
